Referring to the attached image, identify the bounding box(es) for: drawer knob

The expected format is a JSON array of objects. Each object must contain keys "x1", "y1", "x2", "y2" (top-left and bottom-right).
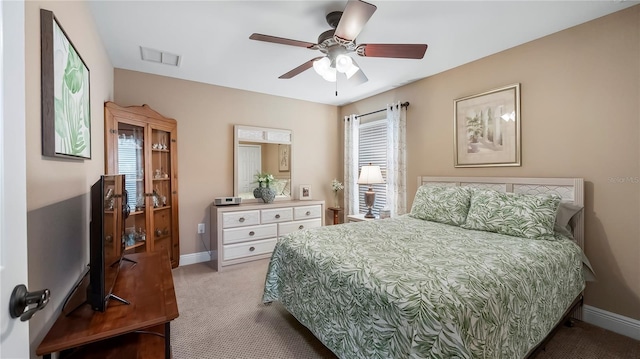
[
  {"x1": 249, "y1": 246, "x2": 255, "y2": 252},
  {"x1": 275, "y1": 214, "x2": 281, "y2": 219},
  {"x1": 239, "y1": 217, "x2": 245, "y2": 223},
  {"x1": 305, "y1": 211, "x2": 311, "y2": 216},
  {"x1": 249, "y1": 231, "x2": 255, "y2": 236},
  {"x1": 299, "y1": 225, "x2": 304, "y2": 230}
]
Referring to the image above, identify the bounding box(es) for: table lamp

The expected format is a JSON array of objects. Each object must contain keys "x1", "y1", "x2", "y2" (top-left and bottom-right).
[{"x1": 357, "y1": 164, "x2": 385, "y2": 218}]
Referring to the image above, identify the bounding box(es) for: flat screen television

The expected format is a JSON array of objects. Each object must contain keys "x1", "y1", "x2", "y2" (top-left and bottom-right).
[{"x1": 88, "y1": 174, "x2": 130, "y2": 311}]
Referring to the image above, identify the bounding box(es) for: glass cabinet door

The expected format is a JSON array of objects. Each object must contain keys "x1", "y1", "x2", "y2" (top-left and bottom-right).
[
  {"x1": 117, "y1": 122, "x2": 148, "y2": 254},
  {"x1": 150, "y1": 128, "x2": 174, "y2": 261},
  {"x1": 105, "y1": 102, "x2": 180, "y2": 268},
  {"x1": 101, "y1": 176, "x2": 120, "y2": 260}
]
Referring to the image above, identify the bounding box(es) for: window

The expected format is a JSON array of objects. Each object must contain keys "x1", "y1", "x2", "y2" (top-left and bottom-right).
[
  {"x1": 117, "y1": 126, "x2": 144, "y2": 211},
  {"x1": 358, "y1": 119, "x2": 387, "y2": 214}
]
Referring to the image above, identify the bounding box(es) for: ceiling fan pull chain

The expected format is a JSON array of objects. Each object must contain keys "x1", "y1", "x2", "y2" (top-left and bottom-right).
[{"x1": 335, "y1": 75, "x2": 338, "y2": 97}]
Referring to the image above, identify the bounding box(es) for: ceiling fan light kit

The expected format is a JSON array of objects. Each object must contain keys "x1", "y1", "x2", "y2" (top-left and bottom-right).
[
  {"x1": 313, "y1": 54, "x2": 359, "y2": 82},
  {"x1": 250, "y1": 0, "x2": 428, "y2": 86}
]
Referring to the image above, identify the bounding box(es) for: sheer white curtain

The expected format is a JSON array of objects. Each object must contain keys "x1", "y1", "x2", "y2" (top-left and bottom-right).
[
  {"x1": 344, "y1": 114, "x2": 359, "y2": 215},
  {"x1": 386, "y1": 102, "x2": 407, "y2": 216}
]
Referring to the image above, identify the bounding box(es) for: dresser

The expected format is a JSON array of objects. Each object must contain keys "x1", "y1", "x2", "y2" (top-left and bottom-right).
[{"x1": 211, "y1": 200, "x2": 325, "y2": 271}]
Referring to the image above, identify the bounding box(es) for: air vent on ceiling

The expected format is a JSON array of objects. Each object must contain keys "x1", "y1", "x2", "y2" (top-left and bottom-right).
[{"x1": 140, "y1": 46, "x2": 181, "y2": 67}]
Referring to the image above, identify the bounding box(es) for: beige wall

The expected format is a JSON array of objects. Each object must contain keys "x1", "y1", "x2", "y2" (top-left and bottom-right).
[
  {"x1": 341, "y1": 6, "x2": 640, "y2": 320},
  {"x1": 114, "y1": 69, "x2": 339, "y2": 256},
  {"x1": 24, "y1": 0, "x2": 113, "y2": 356}
]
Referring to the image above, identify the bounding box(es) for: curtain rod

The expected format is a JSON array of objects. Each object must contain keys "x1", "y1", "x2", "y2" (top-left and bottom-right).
[{"x1": 355, "y1": 102, "x2": 410, "y2": 119}]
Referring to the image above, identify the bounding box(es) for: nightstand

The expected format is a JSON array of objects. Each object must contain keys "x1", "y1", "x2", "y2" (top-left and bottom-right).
[
  {"x1": 347, "y1": 213, "x2": 377, "y2": 222},
  {"x1": 327, "y1": 207, "x2": 344, "y2": 225}
]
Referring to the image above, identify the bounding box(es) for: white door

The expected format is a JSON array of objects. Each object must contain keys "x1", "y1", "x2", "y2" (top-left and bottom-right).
[
  {"x1": 238, "y1": 145, "x2": 262, "y2": 196},
  {"x1": 0, "y1": 1, "x2": 30, "y2": 358}
]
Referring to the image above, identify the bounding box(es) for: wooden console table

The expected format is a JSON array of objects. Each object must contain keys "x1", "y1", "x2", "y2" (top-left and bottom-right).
[{"x1": 36, "y1": 251, "x2": 179, "y2": 359}]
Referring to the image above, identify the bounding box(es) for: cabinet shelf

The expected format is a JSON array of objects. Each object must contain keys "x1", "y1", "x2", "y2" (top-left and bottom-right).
[
  {"x1": 153, "y1": 205, "x2": 171, "y2": 211},
  {"x1": 152, "y1": 149, "x2": 170, "y2": 153},
  {"x1": 152, "y1": 178, "x2": 170, "y2": 181},
  {"x1": 129, "y1": 210, "x2": 145, "y2": 216},
  {"x1": 125, "y1": 241, "x2": 146, "y2": 250}
]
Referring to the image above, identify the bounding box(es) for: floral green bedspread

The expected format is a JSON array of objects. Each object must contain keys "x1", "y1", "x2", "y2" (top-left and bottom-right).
[{"x1": 263, "y1": 215, "x2": 585, "y2": 359}]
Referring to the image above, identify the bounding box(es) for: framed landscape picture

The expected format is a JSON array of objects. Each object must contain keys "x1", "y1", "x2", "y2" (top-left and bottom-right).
[
  {"x1": 454, "y1": 83, "x2": 520, "y2": 167},
  {"x1": 41, "y1": 9, "x2": 91, "y2": 159}
]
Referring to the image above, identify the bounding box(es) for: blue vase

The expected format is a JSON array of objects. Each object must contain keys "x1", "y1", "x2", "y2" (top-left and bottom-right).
[{"x1": 260, "y1": 185, "x2": 276, "y2": 204}]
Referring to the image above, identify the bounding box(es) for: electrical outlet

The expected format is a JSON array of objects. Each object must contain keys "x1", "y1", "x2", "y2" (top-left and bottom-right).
[{"x1": 197, "y1": 223, "x2": 205, "y2": 234}]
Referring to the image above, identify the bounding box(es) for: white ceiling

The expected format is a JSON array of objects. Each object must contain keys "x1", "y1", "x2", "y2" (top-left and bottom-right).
[{"x1": 87, "y1": 1, "x2": 638, "y2": 106}]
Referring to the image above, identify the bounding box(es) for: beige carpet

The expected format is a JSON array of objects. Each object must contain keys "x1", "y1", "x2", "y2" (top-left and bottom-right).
[{"x1": 171, "y1": 259, "x2": 640, "y2": 359}]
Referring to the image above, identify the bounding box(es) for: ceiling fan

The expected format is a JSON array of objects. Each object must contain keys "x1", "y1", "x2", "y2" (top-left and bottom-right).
[{"x1": 249, "y1": 0, "x2": 428, "y2": 85}]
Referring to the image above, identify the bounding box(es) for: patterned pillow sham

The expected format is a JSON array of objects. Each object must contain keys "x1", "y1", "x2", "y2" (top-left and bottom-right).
[
  {"x1": 409, "y1": 185, "x2": 472, "y2": 226},
  {"x1": 462, "y1": 189, "x2": 562, "y2": 240}
]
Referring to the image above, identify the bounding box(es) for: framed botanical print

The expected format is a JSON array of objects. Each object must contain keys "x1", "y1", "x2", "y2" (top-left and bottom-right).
[
  {"x1": 41, "y1": 9, "x2": 91, "y2": 159},
  {"x1": 454, "y1": 83, "x2": 520, "y2": 167},
  {"x1": 278, "y1": 144, "x2": 290, "y2": 172}
]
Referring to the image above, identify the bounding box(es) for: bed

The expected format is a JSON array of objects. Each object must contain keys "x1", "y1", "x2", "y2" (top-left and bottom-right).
[{"x1": 263, "y1": 177, "x2": 586, "y2": 358}]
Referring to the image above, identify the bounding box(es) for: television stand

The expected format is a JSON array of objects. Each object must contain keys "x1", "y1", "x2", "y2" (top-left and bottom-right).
[
  {"x1": 108, "y1": 293, "x2": 130, "y2": 305},
  {"x1": 121, "y1": 256, "x2": 138, "y2": 267},
  {"x1": 109, "y1": 256, "x2": 137, "y2": 268},
  {"x1": 36, "y1": 251, "x2": 178, "y2": 359}
]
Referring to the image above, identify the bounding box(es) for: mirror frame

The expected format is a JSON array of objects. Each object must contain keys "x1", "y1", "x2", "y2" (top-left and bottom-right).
[{"x1": 234, "y1": 125, "x2": 293, "y2": 203}]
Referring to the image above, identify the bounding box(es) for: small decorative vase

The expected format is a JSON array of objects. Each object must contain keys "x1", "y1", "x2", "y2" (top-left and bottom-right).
[
  {"x1": 260, "y1": 184, "x2": 276, "y2": 204},
  {"x1": 333, "y1": 192, "x2": 340, "y2": 208},
  {"x1": 253, "y1": 183, "x2": 263, "y2": 198}
]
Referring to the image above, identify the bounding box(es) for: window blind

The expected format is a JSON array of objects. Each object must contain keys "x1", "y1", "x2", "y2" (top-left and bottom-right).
[
  {"x1": 358, "y1": 119, "x2": 387, "y2": 215},
  {"x1": 118, "y1": 138, "x2": 141, "y2": 211}
]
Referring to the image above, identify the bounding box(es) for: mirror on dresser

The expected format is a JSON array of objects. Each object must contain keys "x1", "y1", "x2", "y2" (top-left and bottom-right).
[{"x1": 234, "y1": 125, "x2": 292, "y2": 202}]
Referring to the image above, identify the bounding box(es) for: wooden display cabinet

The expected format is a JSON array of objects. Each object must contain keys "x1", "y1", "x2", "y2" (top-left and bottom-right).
[
  {"x1": 104, "y1": 102, "x2": 180, "y2": 268},
  {"x1": 103, "y1": 175, "x2": 126, "y2": 260}
]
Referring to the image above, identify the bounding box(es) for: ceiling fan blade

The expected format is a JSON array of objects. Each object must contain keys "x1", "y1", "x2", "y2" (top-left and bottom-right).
[
  {"x1": 249, "y1": 33, "x2": 316, "y2": 48},
  {"x1": 334, "y1": 0, "x2": 377, "y2": 42},
  {"x1": 357, "y1": 44, "x2": 428, "y2": 59},
  {"x1": 348, "y1": 59, "x2": 368, "y2": 85},
  {"x1": 279, "y1": 57, "x2": 324, "y2": 79}
]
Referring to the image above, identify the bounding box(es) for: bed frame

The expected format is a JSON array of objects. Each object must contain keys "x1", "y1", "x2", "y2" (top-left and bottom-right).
[{"x1": 418, "y1": 176, "x2": 585, "y2": 321}]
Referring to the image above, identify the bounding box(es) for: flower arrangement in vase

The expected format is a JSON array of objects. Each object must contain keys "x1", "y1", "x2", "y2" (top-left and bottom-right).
[
  {"x1": 331, "y1": 179, "x2": 344, "y2": 208},
  {"x1": 254, "y1": 172, "x2": 277, "y2": 203}
]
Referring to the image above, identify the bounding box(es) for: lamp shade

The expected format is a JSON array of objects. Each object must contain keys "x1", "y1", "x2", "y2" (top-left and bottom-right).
[
  {"x1": 357, "y1": 165, "x2": 384, "y2": 185},
  {"x1": 335, "y1": 54, "x2": 353, "y2": 73},
  {"x1": 345, "y1": 64, "x2": 360, "y2": 79}
]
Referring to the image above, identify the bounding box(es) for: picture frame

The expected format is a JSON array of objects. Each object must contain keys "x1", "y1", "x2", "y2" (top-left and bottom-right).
[
  {"x1": 299, "y1": 184, "x2": 312, "y2": 200},
  {"x1": 41, "y1": 9, "x2": 91, "y2": 159},
  {"x1": 454, "y1": 83, "x2": 520, "y2": 167},
  {"x1": 278, "y1": 144, "x2": 290, "y2": 172}
]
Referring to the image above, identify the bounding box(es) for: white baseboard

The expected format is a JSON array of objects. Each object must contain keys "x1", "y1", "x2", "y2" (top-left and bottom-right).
[
  {"x1": 583, "y1": 305, "x2": 640, "y2": 340},
  {"x1": 179, "y1": 251, "x2": 213, "y2": 266}
]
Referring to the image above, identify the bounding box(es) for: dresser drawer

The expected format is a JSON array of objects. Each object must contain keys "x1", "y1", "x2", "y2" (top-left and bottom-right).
[
  {"x1": 223, "y1": 238, "x2": 277, "y2": 260},
  {"x1": 223, "y1": 224, "x2": 277, "y2": 245},
  {"x1": 222, "y1": 210, "x2": 260, "y2": 228},
  {"x1": 293, "y1": 205, "x2": 322, "y2": 220},
  {"x1": 261, "y1": 207, "x2": 293, "y2": 224},
  {"x1": 278, "y1": 218, "x2": 322, "y2": 236}
]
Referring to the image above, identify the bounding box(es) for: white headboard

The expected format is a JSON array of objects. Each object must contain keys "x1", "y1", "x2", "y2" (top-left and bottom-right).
[{"x1": 417, "y1": 176, "x2": 585, "y2": 251}]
